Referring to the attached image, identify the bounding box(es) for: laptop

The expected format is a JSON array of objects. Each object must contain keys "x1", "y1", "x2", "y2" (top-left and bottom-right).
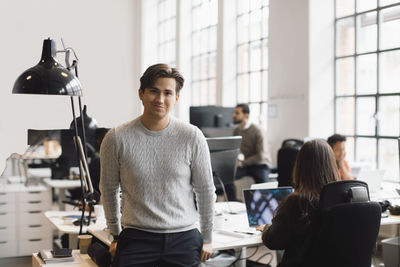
[
  {"x1": 356, "y1": 169, "x2": 385, "y2": 193},
  {"x1": 242, "y1": 187, "x2": 294, "y2": 228}
]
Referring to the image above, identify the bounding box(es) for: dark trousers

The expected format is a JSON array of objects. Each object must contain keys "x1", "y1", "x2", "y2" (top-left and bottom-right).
[
  {"x1": 114, "y1": 228, "x2": 203, "y2": 267},
  {"x1": 225, "y1": 164, "x2": 270, "y2": 201}
]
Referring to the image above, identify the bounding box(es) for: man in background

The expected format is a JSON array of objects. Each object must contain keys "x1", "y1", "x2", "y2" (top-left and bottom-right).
[
  {"x1": 100, "y1": 64, "x2": 216, "y2": 266},
  {"x1": 225, "y1": 103, "x2": 272, "y2": 200},
  {"x1": 327, "y1": 134, "x2": 353, "y2": 180}
]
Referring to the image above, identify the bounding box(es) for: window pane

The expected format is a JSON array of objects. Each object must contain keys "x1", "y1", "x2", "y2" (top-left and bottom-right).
[
  {"x1": 238, "y1": 74, "x2": 249, "y2": 103},
  {"x1": 200, "y1": 80, "x2": 208, "y2": 105},
  {"x1": 260, "y1": 102, "x2": 268, "y2": 128},
  {"x1": 250, "y1": 41, "x2": 261, "y2": 71},
  {"x1": 192, "y1": 32, "x2": 201, "y2": 55},
  {"x1": 200, "y1": 55, "x2": 208, "y2": 80},
  {"x1": 346, "y1": 137, "x2": 355, "y2": 162},
  {"x1": 192, "y1": 82, "x2": 201, "y2": 106},
  {"x1": 379, "y1": 139, "x2": 399, "y2": 180},
  {"x1": 238, "y1": 43, "x2": 249, "y2": 73},
  {"x1": 192, "y1": 57, "x2": 201, "y2": 81},
  {"x1": 238, "y1": 0, "x2": 249, "y2": 15},
  {"x1": 209, "y1": 26, "x2": 217, "y2": 51},
  {"x1": 356, "y1": 97, "x2": 376, "y2": 135},
  {"x1": 379, "y1": 96, "x2": 400, "y2": 136},
  {"x1": 336, "y1": 57, "x2": 355, "y2": 95},
  {"x1": 250, "y1": 72, "x2": 261, "y2": 102},
  {"x1": 336, "y1": 18, "x2": 355, "y2": 56},
  {"x1": 250, "y1": 9, "x2": 262, "y2": 41},
  {"x1": 380, "y1": 6, "x2": 400, "y2": 50},
  {"x1": 262, "y1": 39, "x2": 268, "y2": 70},
  {"x1": 237, "y1": 14, "x2": 250, "y2": 44},
  {"x1": 249, "y1": 103, "x2": 261, "y2": 125},
  {"x1": 261, "y1": 71, "x2": 268, "y2": 101},
  {"x1": 356, "y1": 137, "x2": 377, "y2": 169},
  {"x1": 262, "y1": 6, "x2": 269, "y2": 37},
  {"x1": 357, "y1": 0, "x2": 376, "y2": 12},
  {"x1": 336, "y1": 0, "x2": 355, "y2": 18},
  {"x1": 379, "y1": 50, "x2": 400, "y2": 93},
  {"x1": 356, "y1": 54, "x2": 377, "y2": 94},
  {"x1": 209, "y1": 52, "x2": 217, "y2": 78},
  {"x1": 380, "y1": 0, "x2": 400, "y2": 6},
  {"x1": 356, "y1": 12, "x2": 377, "y2": 53},
  {"x1": 208, "y1": 79, "x2": 217, "y2": 105},
  {"x1": 336, "y1": 97, "x2": 355, "y2": 135}
]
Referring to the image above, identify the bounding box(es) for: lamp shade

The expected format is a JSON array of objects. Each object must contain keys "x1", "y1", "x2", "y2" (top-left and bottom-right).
[{"x1": 12, "y1": 38, "x2": 82, "y2": 96}]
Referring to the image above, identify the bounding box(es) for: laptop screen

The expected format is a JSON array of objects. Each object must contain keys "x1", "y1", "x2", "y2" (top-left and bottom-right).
[{"x1": 243, "y1": 187, "x2": 293, "y2": 227}]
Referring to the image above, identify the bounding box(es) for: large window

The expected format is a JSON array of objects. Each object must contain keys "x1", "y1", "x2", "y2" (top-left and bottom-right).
[
  {"x1": 236, "y1": 0, "x2": 269, "y2": 127},
  {"x1": 191, "y1": 0, "x2": 218, "y2": 106},
  {"x1": 335, "y1": 0, "x2": 400, "y2": 180},
  {"x1": 157, "y1": 0, "x2": 176, "y2": 66}
]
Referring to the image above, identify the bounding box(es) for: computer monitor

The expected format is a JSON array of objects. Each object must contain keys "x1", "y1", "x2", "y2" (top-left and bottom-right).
[
  {"x1": 190, "y1": 106, "x2": 235, "y2": 129},
  {"x1": 206, "y1": 136, "x2": 242, "y2": 189}
]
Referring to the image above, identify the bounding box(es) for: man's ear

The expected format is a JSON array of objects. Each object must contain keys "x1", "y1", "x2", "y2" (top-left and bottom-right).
[
  {"x1": 175, "y1": 93, "x2": 180, "y2": 103},
  {"x1": 138, "y1": 89, "x2": 143, "y2": 100}
]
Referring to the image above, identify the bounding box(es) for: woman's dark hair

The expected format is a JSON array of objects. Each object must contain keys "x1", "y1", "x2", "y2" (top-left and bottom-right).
[
  {"x1": 139, "y1": 63, "x2": 184, "y2": 94},
  {"x1": 292, "y1": 139, "x2": 340, "y2": 202}
]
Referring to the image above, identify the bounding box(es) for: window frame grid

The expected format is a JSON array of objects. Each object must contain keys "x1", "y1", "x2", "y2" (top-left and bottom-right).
[
  {"x1": 334, "y1": 0, "x2": 400, "y2": 173},
  {"x1": 157, "y1": 0, "x2": 177, "y2": 66},
  {"x1": 190, "y1": 0, "x2": 218, "y2": 106},
  {"x1": 235, "y1": 0, "x2": 269, "y2": 126}
]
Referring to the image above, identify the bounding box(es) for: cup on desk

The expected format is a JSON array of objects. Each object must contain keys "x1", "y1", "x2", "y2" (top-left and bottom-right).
[{"x1": 78, "y1": 234, "x2": 93, "y2": 254}]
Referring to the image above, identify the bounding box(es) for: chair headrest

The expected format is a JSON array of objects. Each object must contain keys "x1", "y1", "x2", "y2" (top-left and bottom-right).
[{"x1": 320, "y1": 180, "x2": 370, "y2": 210}]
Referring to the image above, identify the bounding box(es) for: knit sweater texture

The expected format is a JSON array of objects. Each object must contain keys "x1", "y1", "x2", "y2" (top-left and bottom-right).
[{"x1": 99, "y1": 117, "x2": 216, "y2": 242}]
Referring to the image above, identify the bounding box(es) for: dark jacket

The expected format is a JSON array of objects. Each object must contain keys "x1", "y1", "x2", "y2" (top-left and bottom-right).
[{"x1": 262, "y1": 193, "x2": 319, "y2": 267}]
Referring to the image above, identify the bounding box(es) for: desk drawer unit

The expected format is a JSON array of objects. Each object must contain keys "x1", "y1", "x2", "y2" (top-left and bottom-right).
[
  {"x1": 0, "y1": 239, "x2": 17, "y2": 258},
  {"x1": 0, "y1": 209, "x2": 17, "y2": 257},
  {"x1": 16, "y1": 190, "x2": 52, "y2": 256},
  {"x1": 0, "y1": 191, "x2": 16, "y2": 203}
]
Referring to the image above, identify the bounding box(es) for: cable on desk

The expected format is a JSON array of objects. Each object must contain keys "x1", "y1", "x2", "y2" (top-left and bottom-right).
[
  {"x1": 255, "y1": 251, "x2": 273, "y2": 265},
  {"x1": 226, "y1": 245, "x2": 260, "y2": 267}
]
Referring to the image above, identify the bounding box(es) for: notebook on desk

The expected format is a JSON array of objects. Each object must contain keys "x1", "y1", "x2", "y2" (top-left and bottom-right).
[{"x1": 242, "y1": 187, "x2": 293, "y2": 229}]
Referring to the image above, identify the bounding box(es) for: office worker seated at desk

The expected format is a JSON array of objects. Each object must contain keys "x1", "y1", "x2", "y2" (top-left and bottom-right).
[
  {"x1": 327, "y1": 134, "x2": 354, "y2": 180},
  {"x1": 257, "y1": 139, "x2": 340, "y2": 267},
  {"x1": 225, "y1": 103, "x2": 272, "y2": 200},
  {"x1": 100, "y1": 64, "x2": 216, "y2": 267}
]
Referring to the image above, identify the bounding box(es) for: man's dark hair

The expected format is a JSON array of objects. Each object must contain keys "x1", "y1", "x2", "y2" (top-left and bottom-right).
[
  {"x1": 236, "y1": 103, "x2": 250, "y2": 114},
  {"x1": 139, "y1": 63, "x2": 184, "y2": 94},
  {"x1": 327, "y1": 134, "x2": 347, "y2": 147}
]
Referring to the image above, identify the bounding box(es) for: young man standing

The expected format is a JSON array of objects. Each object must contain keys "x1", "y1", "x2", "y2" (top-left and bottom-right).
[
  {"x1": 100, "y1": 64, "x2": 216, "y2": 266},
  {"x1": 327, "y1": 134, "x2": 354, "y2": 180}
]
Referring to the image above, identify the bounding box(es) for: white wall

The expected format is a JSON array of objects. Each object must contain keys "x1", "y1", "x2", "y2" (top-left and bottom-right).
[
  {"x1": 0, "y1": 0, "x2": 142, "y2": 171},
  {"x1": 268, "y1": 0, "x2": 334, "y2": 162}
]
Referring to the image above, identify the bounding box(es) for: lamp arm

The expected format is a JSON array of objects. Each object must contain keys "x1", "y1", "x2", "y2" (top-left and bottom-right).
[{"x1": 75, "y1": 136, "x2": 94, "y2": 194}]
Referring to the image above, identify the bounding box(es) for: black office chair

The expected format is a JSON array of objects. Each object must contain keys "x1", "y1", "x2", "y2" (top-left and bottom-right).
[
  {"x1": 307, "y1": 180, "x2": 381, "y2": 267},
  {"x1": 277, "y1": 139, "x2": 303, "y2": 187}
]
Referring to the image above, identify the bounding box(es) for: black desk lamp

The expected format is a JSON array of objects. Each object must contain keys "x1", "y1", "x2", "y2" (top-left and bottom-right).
[{"x1": 12, "y1": 38, "x2": 94, "y2": 236}]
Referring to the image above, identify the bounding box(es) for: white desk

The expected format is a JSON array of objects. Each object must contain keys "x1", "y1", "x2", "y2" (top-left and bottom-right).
[
  {"x1": 32, "y1": 249, "x2": 97, "y2": 267},
  {"x1": 42, "y1": 178, "x2": 81, "y2": 210},
  {"x1": 44, "y1": 210, "x2": 106, "y2": 249}
]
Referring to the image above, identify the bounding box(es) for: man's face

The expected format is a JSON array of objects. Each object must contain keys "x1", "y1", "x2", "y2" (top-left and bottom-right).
[
  {"x1": 233, "y1": 107, "x2": 246, "y2": 124},
  {"x1": 139, "y1": 77, "x2": 179, "y2": 120},
  {"x1": 332, "y1": 141, "x2": 346, "y2": 162}
]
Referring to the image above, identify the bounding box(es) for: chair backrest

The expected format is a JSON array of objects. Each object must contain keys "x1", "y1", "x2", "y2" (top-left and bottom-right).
[
  {"x1": 277, "y1": 139, "x2": 303, "y2": 187},
  {"x1": 308, "y1": 181, "x2": 381, "y2": 267}
]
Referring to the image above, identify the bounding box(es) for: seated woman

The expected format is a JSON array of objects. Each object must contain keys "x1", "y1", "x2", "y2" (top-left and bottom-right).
[{"x1": 257, "y1": 139, "x2": 340, "y2": 267}]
